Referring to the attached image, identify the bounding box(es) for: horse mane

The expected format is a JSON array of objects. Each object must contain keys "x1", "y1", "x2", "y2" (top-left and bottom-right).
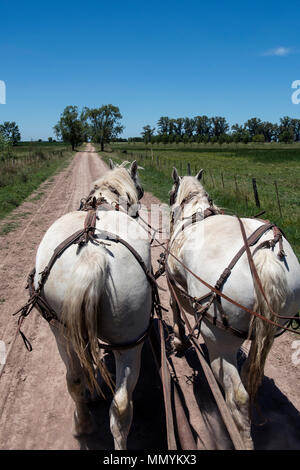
[
  {"x1": 92, "y1": 164, "x2": 138, "y2": 205},
  {"x1": 175, "y1": 176, "x2": 220, "y2": 212},
  {"x1": 177, "y1": 176, "x2": 207, "y2": 204}
]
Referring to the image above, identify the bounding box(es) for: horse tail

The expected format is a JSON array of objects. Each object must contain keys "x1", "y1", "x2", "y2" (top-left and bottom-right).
[
  {"x1": 61, "y1": 245, "x2": 113, "y2": 396},
  {"x1": 246, "y1": 248, "x2": 289, "y2": 405}
]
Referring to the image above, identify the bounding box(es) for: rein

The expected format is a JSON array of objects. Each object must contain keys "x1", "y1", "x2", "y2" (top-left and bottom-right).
[
  {"x1": 14, "y1": 195, "x2": 166, "y2": 352},
  {"x1": 157, "y1": 191, "x2": 300, "y2": 338}
]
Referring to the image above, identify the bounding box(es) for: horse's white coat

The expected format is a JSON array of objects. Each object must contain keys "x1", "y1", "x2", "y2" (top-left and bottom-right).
[
  {"x1": 168, "y1": 171, "x2": 300, "y2": 449},
  {"x1": 34, "y1": 162, "x2": 152, "y2": 449}
]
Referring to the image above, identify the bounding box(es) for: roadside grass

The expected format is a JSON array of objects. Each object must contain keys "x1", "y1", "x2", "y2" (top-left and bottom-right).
[
  {"x1": 106, "y1": 143, "x2": 300, "y2": 259},
  {"x1": 29, "y1": 191, "x2": 45, "y2": 202},
  {"x1": 0, "y1": 221, "x2": 19, "y2": 236},
  {"x1": 11, "y1": 141, "x2": 71, "y2": 155},
  {"x1": 0, "y1": 142, "x2": 73, "y2": 221}
]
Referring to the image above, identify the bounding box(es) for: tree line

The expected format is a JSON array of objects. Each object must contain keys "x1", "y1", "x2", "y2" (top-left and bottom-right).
[
  {"x1": 138, "y1": 116, "x2": 300, "y2": 144},
  {"x1": 54, "y1": 105, "x2": 124, "y2": 151}
]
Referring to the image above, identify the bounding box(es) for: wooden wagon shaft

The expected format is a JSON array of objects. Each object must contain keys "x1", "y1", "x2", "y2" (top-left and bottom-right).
[
  {"x1": 148, "y1": 320, "x2": 198, "y2": 450},
  {"x1": 167, "y1": 278, "x2": 246, "y2": 450}
]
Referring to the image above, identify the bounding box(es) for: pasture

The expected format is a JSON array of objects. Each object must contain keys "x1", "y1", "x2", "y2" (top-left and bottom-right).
[
  {"x1": 108, "y1": 142, "x2": 300, "y2": 259},
  {"x1": 0, "y1": 141, "x2": 72, "y2": 221}
]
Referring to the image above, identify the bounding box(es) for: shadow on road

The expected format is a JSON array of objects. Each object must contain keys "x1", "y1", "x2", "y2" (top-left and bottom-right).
[
  {"x1": 75, "y1": 337, "x2": 300, "y2": 451},
  {"x1": 76, "y1": 337, "x2": 167, "y2": 450},
  {"x1": 185, "y1": 344, "x2": 300, "y2": 450},
  {"x1": 252, "y1": 375, "x2": 300, "y2": 450}
]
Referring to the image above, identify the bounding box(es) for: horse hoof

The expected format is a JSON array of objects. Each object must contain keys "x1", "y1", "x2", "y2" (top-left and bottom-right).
[
  {"x1": 243, "y1": 437, "x2": 254, "y2": 450},
  {"x1": 73, "y1": 411, "x2": 94, "y2": 437}
]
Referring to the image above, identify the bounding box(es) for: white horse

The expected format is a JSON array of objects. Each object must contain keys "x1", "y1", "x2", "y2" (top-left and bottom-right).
[
  {"x1": 34, "y1": 160, "x2": 152, "y2": 450},
  {"x1": 167, "y1": 168, "x2": 300, "y2": 449}
]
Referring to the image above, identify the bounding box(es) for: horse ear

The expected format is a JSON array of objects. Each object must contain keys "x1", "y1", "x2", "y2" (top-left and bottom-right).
[
  {"x1": 172, "y1": 167, "x2": 180, "y2": 183},
  {"x1": 109, "y1": 159, "x2": 115, "y2": 170},
  {"x1": 130, "y1": 160, "x2": 138, "y2": 178},
  {"x1": 196, "y1": 169, "x2": 204, "y2": 181}
]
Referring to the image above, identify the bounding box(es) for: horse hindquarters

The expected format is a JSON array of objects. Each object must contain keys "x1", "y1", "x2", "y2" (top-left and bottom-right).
[
  {"x1": 242, "y1": 248, "x2": 289, "y2": 405},
  {"x1": 61, "y1": 245, "x2": 113, "y2": 395}
]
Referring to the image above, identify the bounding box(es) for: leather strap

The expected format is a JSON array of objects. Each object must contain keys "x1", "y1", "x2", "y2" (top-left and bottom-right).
[
  {"x1": 163, "y1": 234, "x2": 300, "y2": 336},
  {"x1": 14, "y1": 206, "x2": 165, "y2": 351},
  {"x1": 167, "y1": 274, "x2": 246, "y2": 450},
  {"x1": 236, "y1": 216, "x2": 296, "y2": 321}
]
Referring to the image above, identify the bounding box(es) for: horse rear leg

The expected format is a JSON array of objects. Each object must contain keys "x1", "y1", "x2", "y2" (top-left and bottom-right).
[
  {"x1": 170, "y1": 294, "x2": 190, "y2": 352},
  {"x1": 201, "y1": 324, "x2": 253, "y2": 450},
  {"x1": 51, "y1": 326, "x2": 94, "y2": 436},
  {"x1": 109, "y1": 344, "x2": 143, "y2": 450}
]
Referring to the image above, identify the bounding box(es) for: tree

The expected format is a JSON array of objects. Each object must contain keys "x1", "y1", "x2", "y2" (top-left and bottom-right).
[
  {"x1": 80, "y1": 107, "x2": 91, "y2": 142},
  {"x1": 279, "y1": 129, "x2": 293, "y2": 143},
  {"x1": 292, "y1": 119, "x2": 300, "y2": 141},
  {"x1": 157, "y1": 116, "x2": 171, "y2": 135},
  {"x1": 141, "y1": 125, "x2": 155, "y2": 144},
  {"x1": 54, "y1": 106, "x2": 84, "y2": 150},
  {"x1": 174, "y1": 118, "x2": 184, "y2": 137},
  {"x1": 183, "y1": 117, "x2": 195, "y2": 137},
  {"x1": 0, "y1": 121, "x2": 21, "y2": 145},
  {"x1": 85, "y1": 105, "x2": 124, "y2": 151},
  {"x1": 231, "y1": 123, "x2": 245, "y2": 142},
  {"x1": 260, "y1": 122, "x2": 278, "y2": 142},
  {"x1": 279, "y1": 116, "x2": 293, "y2": 132},
  {"x1": 279, "y1": 117, "x2": 300, "y2": 142},
  {"x1": 0, "y1": 132, "x2": 13, "y2": 157},
  {"x1": 244, "y1": 118, "x2": 262, "y2": 139},
  {"x1": 194, "y1": 115, "x2": 212, "y2": 138},
  {"x1": 211, "y1": 116, "x2": 229, "y2": 138}
]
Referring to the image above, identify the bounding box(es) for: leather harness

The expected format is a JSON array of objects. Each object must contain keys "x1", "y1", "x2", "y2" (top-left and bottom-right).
[
  {"x1": 14, "y1": 195, "x2": 164, "y2": 352},
  {"x1": 161, "y1": 197, "x2": 300, "y2": 340}
]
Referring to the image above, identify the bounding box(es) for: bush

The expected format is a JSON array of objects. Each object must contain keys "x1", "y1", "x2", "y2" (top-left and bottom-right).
[
  {"x1": 252, "y1": 134, "x2": 265, "y2": 143},
  {"x1": 279, "y1": 130, "x2": 293, "y2": 143}
]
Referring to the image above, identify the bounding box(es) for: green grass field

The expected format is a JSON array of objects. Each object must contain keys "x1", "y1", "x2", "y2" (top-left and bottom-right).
[
  {"x1": 7, "y1": 141, "x2": 70, "y2": 154},
  {"x1": 0, "y1": 141, "x2": 73, "y2": 220},
  {"x1": 105, "y1": 142, "x2": 300, "y2": 259}
]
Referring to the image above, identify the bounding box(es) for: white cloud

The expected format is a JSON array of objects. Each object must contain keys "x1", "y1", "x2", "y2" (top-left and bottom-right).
[{"x1": 262, "y1": 47, "x2": 291, "y2": 57}]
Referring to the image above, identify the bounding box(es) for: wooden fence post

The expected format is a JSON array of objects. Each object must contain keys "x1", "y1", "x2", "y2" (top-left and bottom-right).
[
  {"x1": 252, "y1": 178, "x2": 260, "y2": 208},
  {"x1": 187, "y1": 162, "x2": 191, "y2": 175},
  {"x1": 234, "y1": 175, "x2": 239, "y2": 193},
  {"x1": 274, "y1": 181, "x2": 283, "y2": 219},
  {"x1": 221, "y1": 172, "x2": 225, "y2": 188}
]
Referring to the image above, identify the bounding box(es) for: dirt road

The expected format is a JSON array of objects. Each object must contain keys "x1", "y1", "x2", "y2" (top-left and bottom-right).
[{"x1": 0, "y1": 144, "x2": 299, "y2": 450}]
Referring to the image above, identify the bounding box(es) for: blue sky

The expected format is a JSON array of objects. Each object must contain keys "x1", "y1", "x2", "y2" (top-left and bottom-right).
[{"x1": 0, "y1": 0, "x2": 299, "y2": 140}]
